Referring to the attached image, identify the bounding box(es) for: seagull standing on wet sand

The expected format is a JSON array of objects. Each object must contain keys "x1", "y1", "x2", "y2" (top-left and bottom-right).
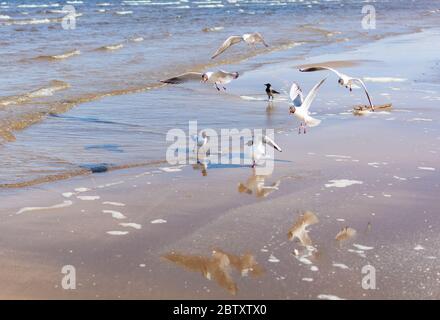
[
  {"x1": 191, "y1": 131, "x2": 209, "y2": 164},
  {"x1": 247, "y1": 135, "x2": 282, "y2": 168},
  {"x1": 160, "y1": 70, "x2": 239, "y2": 91},
  {"x1": 264, "y1": 83, "x2": 280, "y2": 101},
  {"x1": 299, "y1": 66, "x2": 374, "y2": 110},
  {"x1": 289, "y1": 78, "x2": 327, "y2": 134},
  {"x1": 211, "y1": 33, "x2": 269, "y2": 59}
]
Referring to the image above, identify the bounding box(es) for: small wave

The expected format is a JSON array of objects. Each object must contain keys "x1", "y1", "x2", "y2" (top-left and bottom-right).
[
  {"x1": 0, "y1": 15, "x2": 10, "y2": 20},
  {"x1": 0, "y1": 82, "x2": 164, "y2": 143},
  {"x1": 198, "y1": 4, "x2": 224, "y2": 8},
  {"x1": 202, "y1": 26, "x2": 224, "y2": 32},
  {"x1": 1, "y1": 17, "x2": 61, "y2": 25},
  {"x1": 0, "y1": 80, "x2": 70, "y2": 107},
  {"x1": 98, "y1": 43, "x2": 124, "y2": 51},
  {"x1": 130, "y1": 36, "x2": 144, "y2": 42},
  {"x1": 115, "y1": 11, "x2": 133, "y2": 15},
  {"x1": 35, "y1": 49, "x2": 81, "y2": 61},
  {"x1": 97, "y1": 2, "x2": 112, "y2": 6},
  {"x1": 363, "y1": 77, "x2": 407, "y2": 83},
  {"x1": 17, "y1": 4, "x2": 60, "y2": 8},
  {"x1": 0, "y1": 159, "x2": 167, "y2": 189},
  {"x1": 67, "y1": 1, "x2": 83, "y2": 4},
  {"x1": 240, "y1": 95, "x2": 267, "y2": 101}
]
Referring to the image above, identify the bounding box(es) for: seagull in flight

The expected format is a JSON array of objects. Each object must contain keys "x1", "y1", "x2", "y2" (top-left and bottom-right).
[
  {"x1": 161, "y1": 70, "x2": 239, "y2": 91},
  {"x1": 211, "y1": 33, "x2": 269, "y2": 59},
  {"x1": 299, "y1": 66, "x2": 374, "y2": 110},
  {"x1": 247, "y1": 135, "x2": 282, "y2": 168},
  {"x1": 289, "y1": 78, "x2": 327, "y2": 134}
]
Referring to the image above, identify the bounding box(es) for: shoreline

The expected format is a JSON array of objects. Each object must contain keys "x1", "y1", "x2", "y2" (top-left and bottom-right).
[{"x1": 0, "y1": 26, "x2": 433, "y2": 189}]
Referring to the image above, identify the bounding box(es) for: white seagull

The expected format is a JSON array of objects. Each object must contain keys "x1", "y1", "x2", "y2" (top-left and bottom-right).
[
  {"x1": 289, "y1": 78, "x2": 327, "y2": 134},
  {"x1": 192, "y1": 131, "x2": 208, "y2": 149},
  {"x1": 161, "y1": 70, "x2": 239, "y2": 91},
  {"x1": 299, "y1": 66, "x2": 374, "y2": 110},
  {"x1": 191, "y1": 132, "x2": 209, "y2": 161},
  {"x1": 247, "y1": 135, "x2": 282, "y2": 168},
  {"x1": 211, "y1": 33, "x2": 269, "y2": 59}
]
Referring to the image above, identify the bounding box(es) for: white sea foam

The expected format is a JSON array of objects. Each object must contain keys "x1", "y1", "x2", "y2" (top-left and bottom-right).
[
  {"x1": 160, "y1": 167, "x2": 182, "y2": 172},
  {"x1": 151, "y1": 219, "x2": 167, "y2": 224},
  {"x1": 353, "y1": 244, "x2": 374, "y2": 250},
  {"x1": 16, "y1": 200, "x2": 73, "y2": 215},
  {"x1": 103, "y1": 210, "x2": 127, "y2": 220},
  {"x1": 102, "y1": 201, "x2": 126, "y2": 207},
  {"x1": 77, "y1": 195, "x2": 100, "y2": 201},
  {"x1": 317, "y1": 294, "x2": 344, "y2": 300},
  {"x1": 120, "y1": 222, "x2": 142, "y2": 229},
  {"x1": 106, "y1": 231, "x2": 129, "y2": 235},
  {"x1": 409, "y1": 118, "x2": 432, "y2": 122},
  {"x1": 325, "y1": 179, "x2": 363, "y2": 188},
  {"x1": 418, "y1": 167, "x2": 435, "y2": 171},
  {"x1": 62, "y1": 192, "x2": 74, "y2": 198}
]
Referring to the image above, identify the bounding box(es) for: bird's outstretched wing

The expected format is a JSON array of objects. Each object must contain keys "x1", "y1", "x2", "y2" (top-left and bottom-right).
[
  {"x1": 211, "y1": 36, "x2": 243, "y2": 59},
  {"x1": 299, "y1": 66, "x2": 344, "y2": 79},
  {"x1": 215, "y1": 70, "x2": 240, "y2": 81},
  {"x1": 160, "y1": 72, "x2": 203, "y2": 84},
  {"x1": 289, "y1": 82, "x2": 304, "y2": 107},
  {"x1": 262, "y1": 135, "x2": 282, "y2": 152},
  {"x1": 353, "y1": 78, "x2": 374, "y2": 110},
  {"x1": 254, "y1": 32, "x2": 269, "y2": 47},
  {"x1": 302, "y1": 77, "x2": 327, "y2": 111}
]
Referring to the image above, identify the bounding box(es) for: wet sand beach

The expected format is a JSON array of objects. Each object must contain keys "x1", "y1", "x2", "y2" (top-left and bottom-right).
[{"x1": 1, "y1": 25, "x2": 440, "y2": 299}]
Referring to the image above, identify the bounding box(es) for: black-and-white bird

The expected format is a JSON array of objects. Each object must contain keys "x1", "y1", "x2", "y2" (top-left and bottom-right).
[
  {"x1": 211, "y1": 33, "x2": 269, "y2": 59},
  {"x1": 264, "y1": 83, "x2": 280, "y2": 101},
  {"x1": 160, "y1": 70, "x2": 239, "y2": 91},
  {"x1": 299, "y1": 66, "x2": 374, "y2": 110},
  {"x1": 289, "y1": 78, "x2": 327, "y2": 134}
]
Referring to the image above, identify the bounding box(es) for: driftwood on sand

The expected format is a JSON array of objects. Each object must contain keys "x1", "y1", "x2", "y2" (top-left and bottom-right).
[{"x1": 353, "y1": 103, "x2": 392, "y2": 115}]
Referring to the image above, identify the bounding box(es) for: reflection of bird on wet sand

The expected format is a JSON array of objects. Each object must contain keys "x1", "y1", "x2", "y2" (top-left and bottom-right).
[
  {"x1": 335, "y1": 226, "x2": 357, "y2": 242},
  {"x1": 213, "y1": 248, "x2": 265, "y2": 277},
  {"x1": 288, "y1": 211, "x2": 319, "y2": 247},
  {"x1": 238, "y1": 168, "x2": 280, "y2": 198},
  {"x1": 163, "y1": 249, "x2": 263, "y2": 295}
]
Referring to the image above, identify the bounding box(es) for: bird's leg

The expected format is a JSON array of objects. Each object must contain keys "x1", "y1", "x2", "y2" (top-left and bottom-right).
[
  {"x1": 251, "y1": 161, "x2": 256, "y2": 168},
  {"x1": 349, "y1": 85, "x2": 352, "y2": 92},
  {"x1": 215, "y1": 83, "x2": 220, "y2": 91},
  {"x1": 223, "y1": 86, "x2": 227, "y2": 90},
  {"x1": 304, "y1": 124, "x2": 307, "y2": 134},
  {"x1": 298, "y1": 123, "x2": 302, "y2": 134}
]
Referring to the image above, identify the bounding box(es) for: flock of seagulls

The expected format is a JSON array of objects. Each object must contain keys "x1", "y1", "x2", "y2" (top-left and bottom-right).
[{"x1": 160, "y1": 32, "x2": 377, "y2": 168}]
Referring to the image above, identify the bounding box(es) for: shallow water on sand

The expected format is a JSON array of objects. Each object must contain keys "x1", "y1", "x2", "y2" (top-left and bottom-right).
[{"x1": 1, "y1": 0, "x2": 440, "y2": 186}]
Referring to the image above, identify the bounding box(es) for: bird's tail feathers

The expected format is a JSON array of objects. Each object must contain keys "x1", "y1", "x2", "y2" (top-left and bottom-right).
[{"x1": 305, "y1": 116, "x2": 321, "y2": 127}]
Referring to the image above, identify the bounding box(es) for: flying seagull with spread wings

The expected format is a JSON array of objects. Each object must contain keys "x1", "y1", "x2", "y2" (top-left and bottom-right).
[
  {"x1": 211, "y1": 33, "x2": 269, "y2": 59},
  {"x1": 299, "y1": 66, "x2": 374, "y2": 110},
  {"x1": 160, "y1": 70, "x2": 239, "y2": 91},
  {"x1": 247, "y1": 135, "x2": 282, "y2": 168},
  {"x1": 289, "y1": 78, "x2": 327, "y2": 134}
]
